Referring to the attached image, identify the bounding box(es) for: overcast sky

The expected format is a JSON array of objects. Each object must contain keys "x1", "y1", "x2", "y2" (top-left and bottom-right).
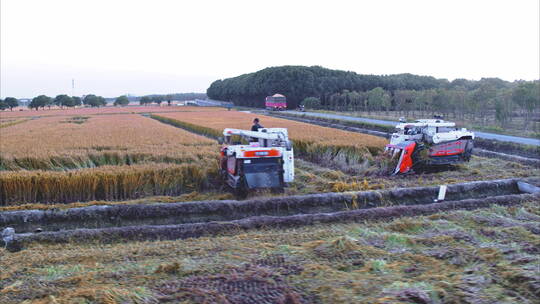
[{"x1": 1, "y1": 0, "x2": 539, "y2": 98}]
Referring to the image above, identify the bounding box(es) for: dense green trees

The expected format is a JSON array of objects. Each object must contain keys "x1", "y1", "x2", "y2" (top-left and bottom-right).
[
  {"x1": 5, "y1": 92, "x2": 206, "y2": 111},
  {"x1": 140, "y1": 95, "x2": 163, "y2": 106},
  {"x1": 54, "y1": 95, "x2": 77, "y2": 108},
  {"x1": 72, "y1": 96, "x2": 82, "y2": 107},
  {"x1": 4, "y1": 92, "x2": 205, "y2": 110},
  {"x1": 302, "y1": 97, "x2": 321, "y2": 109},
  {"x1": 512, "y1": 82, "x2": 540, "y2": 129},
  {"x1": 154, "y1": 95, "x2": 164, "y2": 105},
  {"x1": 207, "y1": 65, "x2": 539, "y2": 129},
  {"x1": 83, "y1": 94, "x2": 106, "y2": 107},
  {"x1": 165, "y1": 94, "x2": 173, "y2": 106},
  {"x1": 367, "y1": 88, "x2": 391, "y2": 114},
  {"x1": 114, "y1": 95, "x2": 130, "y2": 106},
  {"x1": 303, "y1": 85, "x2": 539, "y2": 128},
  {"x1": 29, "y1": 95, "x2": 52, "y2": 110},
  {"x1": 0, "y1": 97, "x2": 18, "y2": 111},
  {"x1": 3, "y1": 97, "x2": 19, "y2": 111},
  {"x1": 138, "y1": 93, "x2": 206, "y2": 106},
  {"x1": 207, "y1": 66, "x2": 445, "y2": 109},
  {"x1": 140, "y1": 96, "x2": 152, "y2": 105}
]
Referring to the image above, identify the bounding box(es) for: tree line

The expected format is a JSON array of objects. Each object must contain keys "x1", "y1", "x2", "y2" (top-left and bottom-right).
[
  {"x1": 0, "y1": 97, "x2": 19, "y2": 111},
  {"x1": 302, "y1": 82, "x2": 539, "y2": 128},
  {"x1": 207, "y1": 65, "x2": 539, "y2": 128},
  {"x1": 0, "y1": 94, "x2": 125, "y2": 110},
  {"x1": 207, "y1": 65, "x2": 455, "y2": 108},
  {"x1": 138, "y1": 93, "x2": 207, "y2": 106},
  {"x1": 26, "y1": 94, "x2": 106, "y2": 110},
  {"x1": 139, "y1": 95, "x2": 172, "y2": 106},
  {"x1": 0, "y1": 92, "x2": 207, "y2": 111}
]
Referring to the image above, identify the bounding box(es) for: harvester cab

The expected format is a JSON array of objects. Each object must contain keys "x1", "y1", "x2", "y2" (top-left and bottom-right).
[
  {"x1": 219, "y1": 128, "x2": 294, "y2": 196},
  {"x1": 385, "y1": 119, "x2": 475, "y2": 175}
]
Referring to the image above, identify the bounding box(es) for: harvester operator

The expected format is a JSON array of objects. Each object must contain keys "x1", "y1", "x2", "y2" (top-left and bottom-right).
[
  {"x1": 251, "y1": 118, "x2": 263, "y2": 131},
  {"x1": 251, "y1": 118, "x2": 263, "y2": 142}
]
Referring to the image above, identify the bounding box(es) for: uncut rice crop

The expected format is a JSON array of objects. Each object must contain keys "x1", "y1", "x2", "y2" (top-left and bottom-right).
[
  {"x1": 0, "y1": 114, "x2": 220, "y2": 205},
  {"x1": 0, "y1": 105, "x2": 223, "y2": 119},
  {"x1": 0, "y1": 163, "x2": 212, "y2": 204},
  {"x1": 154, "y1": 111, "x2": 388, "y2": 170},
  {"x1": 0, "y1": 114, "x2": 217, "y2": 170}
]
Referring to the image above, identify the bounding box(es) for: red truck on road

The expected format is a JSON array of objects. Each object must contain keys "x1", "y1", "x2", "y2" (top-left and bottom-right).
[{"x1": 265, "y1": 94, "x2": 287, "y2": 111}]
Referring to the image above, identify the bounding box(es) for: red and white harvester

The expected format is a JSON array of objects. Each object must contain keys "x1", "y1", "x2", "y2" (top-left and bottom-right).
[
  {"x1": 385, "y1": 118, "x2": 475, "y2": 175},
  {"x1": 219, "y1": 127, "x2": 294, "y2": 195}
]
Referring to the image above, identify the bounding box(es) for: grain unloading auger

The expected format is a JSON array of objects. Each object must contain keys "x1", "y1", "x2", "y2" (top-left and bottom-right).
[
  {"x1": 219, "y1": 128, "x2": 294, "y2": 196},
  {"x1": 385, "y1": 118, "x2": 475, "y2": 175}
]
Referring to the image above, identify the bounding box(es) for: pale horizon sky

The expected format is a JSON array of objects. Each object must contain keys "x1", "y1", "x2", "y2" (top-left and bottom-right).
[{"x1": 1, "y1": 0, "x2": 539, "y2": 98}]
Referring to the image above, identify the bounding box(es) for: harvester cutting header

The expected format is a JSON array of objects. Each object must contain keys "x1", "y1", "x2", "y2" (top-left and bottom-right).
[
  {"x1": 386, "y1": 118, "x2": 475, "y2": 175},
  {"x1": 219, "y1": 126, "x2": 294, "y2": 196}
]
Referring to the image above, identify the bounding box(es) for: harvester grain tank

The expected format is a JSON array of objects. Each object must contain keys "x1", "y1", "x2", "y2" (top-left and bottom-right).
[
  {"x1": 385, "y1": 118, "x2": 475, "y2": 174},
  {"x1": 219, "y1": 127, "x2": 294, "y2": 196}
]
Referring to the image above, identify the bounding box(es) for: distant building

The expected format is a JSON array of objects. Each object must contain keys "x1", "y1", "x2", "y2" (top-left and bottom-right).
[
  {"x1": 18, "y1": 99, "x2": 31, "y2": 107},
  {"x1": 175, "y1": 100, "x2": 198, "y2": 106}
]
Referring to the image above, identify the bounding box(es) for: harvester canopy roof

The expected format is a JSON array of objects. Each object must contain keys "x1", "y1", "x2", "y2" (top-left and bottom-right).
[{"x1": 396, "y1": 120, "x2": 456, "y2": 129}]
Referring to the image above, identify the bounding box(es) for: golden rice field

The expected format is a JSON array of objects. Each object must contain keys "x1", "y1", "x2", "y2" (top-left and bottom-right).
[
  {"x1": 1, "y1": 163, "x2": 208, "y2": 204},
  {"x1": 0, "y1": 114, "x2": 217, "y2": 170},
  {"x1": 0, "y1": 107, "x2": 389, "y2": 205},
  {"x1": 0, "y1": 112, "x2": 219, "y2": 205},
  {"x1": 153, "y1": 110, "x2": 388, "y2": 171},
  {"x1": 155, "y1": 110, "x2": 387, "y2": 149},
  {"x1": 4, "y1": 107, "x2": 523, "y2": 208},
  {"x1": 0, "y1": 105, "x2": 223, "y2": 119}
]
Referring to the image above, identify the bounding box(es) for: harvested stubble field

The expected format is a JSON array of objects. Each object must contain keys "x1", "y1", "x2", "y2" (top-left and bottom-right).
[
  {"x1": 152, "y1": 110, "x2": 388, "y2": 172},
  {"x1": 308, "y1": 156, "x2": 540, "y2": 193},
  {"x1": 0, "y1": 113, "x2": 219, "y2": 204},
  {"x1": 1, "y1": 201, "x2": 539, "y2": 303}
]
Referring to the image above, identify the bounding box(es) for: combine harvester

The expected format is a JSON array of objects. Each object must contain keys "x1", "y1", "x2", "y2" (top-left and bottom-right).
[
  {"x1": 219, "y1": 128, "x2": 294, "y2": 196},
  {"x1": 386, "y1": 118, "x2": 475, "y2": 175}
]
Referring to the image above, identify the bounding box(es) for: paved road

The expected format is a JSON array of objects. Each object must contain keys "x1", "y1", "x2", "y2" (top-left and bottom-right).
[
  {"x1": 284, "y1": 111, "x2": 540, "y2": 147},
  {"x1": 194, "y1": 99, "x2": 234, "y2": 107}
]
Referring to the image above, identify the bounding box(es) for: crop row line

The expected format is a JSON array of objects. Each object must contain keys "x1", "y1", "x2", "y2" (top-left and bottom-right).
[{"x1": 4, "y1": 190, "x2": 537, "y2": 252}]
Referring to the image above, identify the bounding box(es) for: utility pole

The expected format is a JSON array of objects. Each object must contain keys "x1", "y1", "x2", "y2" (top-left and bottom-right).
[{"x1": 72, "y1": 78, "x2": 75, "y2": 96}]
